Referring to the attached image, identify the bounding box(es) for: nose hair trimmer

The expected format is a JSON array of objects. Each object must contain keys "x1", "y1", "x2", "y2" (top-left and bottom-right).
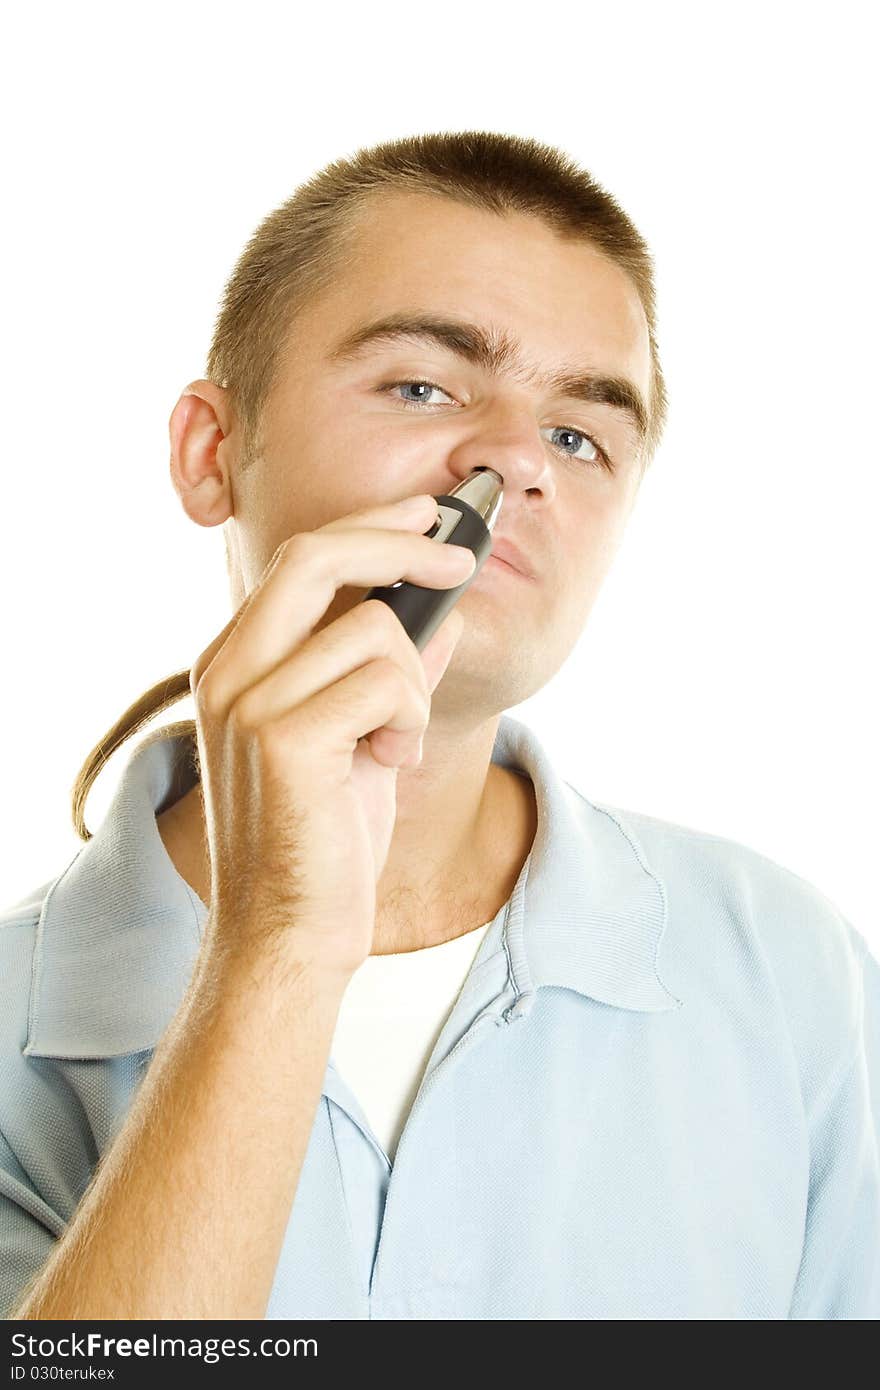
[{"x1": 362, "y1": 467, "x2": 504, "y2": 652}]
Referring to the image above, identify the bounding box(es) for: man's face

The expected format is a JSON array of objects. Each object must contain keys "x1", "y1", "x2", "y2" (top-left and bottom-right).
[{"x1": 222, "y1": 190, "x2": 653, "y2": 716}]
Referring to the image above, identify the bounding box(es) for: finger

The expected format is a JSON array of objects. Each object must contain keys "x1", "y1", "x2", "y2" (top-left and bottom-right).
[
  {"x1": 319, "y1": 492, "x2": 439, "y2": 534},
  {"x1": 201, "y1": 525, "x2": 474, "y2": 715},
  {"x1": 231, "y1": 594, "x2": 432, "y2": 732},
  {"x1": 190, "y1": 495, "x2": 438, "y2": 695},
  {"x1": 366, "y1": 608, "x2": 465, "y2": 766},
  {"x1": 272, "y1": 654, "x2": 430, "y2": 776}
]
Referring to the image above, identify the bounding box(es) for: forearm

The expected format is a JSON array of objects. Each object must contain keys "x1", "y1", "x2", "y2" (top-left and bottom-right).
[{"x1": 11, "y1": 939, "x2": 346, "y2": 1320}]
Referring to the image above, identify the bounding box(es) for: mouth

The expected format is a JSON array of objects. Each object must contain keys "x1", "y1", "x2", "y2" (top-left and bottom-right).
[
  {"x1": 485, "y1": 535, "x2": 537, "y2": 580},
  {"x1": 480, "y1": 553, "x2": 535, "y2": 582}
]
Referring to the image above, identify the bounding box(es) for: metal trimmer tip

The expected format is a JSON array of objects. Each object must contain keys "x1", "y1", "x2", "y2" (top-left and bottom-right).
[{"x1": 446, "y1": 468, "x2": 504, "y2": 532}]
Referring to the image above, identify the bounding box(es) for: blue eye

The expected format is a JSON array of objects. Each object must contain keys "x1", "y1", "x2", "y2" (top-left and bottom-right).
[
  {"x1": 379, "y1": 378, "x2": 614, "y2": 472},
  {"x1": 384, "y1": 379, "x2": 454, "y2": 408},
  {"x1": 544, "y1": 426, "x2": 605, "y2": 469}
]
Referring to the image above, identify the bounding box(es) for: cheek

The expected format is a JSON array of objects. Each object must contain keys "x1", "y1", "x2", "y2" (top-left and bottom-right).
[
  {"x1": 349, "y1": 416, "x2": 437, "y2": 492},
  {"x1": 558, "y1": 506, "x2": 626, "y2": 607}
]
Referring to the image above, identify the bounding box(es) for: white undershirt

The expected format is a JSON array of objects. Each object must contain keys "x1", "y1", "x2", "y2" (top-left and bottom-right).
[{"x1": 329, "y1": 921, "x2": 493, "y2": 1164}]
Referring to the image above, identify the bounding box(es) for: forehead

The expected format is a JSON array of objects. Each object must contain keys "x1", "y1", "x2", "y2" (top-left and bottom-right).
[{"x1": 315, "y1": 190, "x2": 651, "y2": 390}]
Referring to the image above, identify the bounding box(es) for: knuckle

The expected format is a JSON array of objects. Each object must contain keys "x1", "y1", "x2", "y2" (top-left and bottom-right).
[
  {"x1": 361, "y1": 600, "x2": 423, "y2": 681},
  {"x1": 227, "y1": 695, "x2": 260, "y2": 736},
  {"x1": 364, "y1": 597, "x2": 404, "y2": 641},
  {"x1": 232, "y1": 702, "x2": 298, "y2": 767},
  {"x1": 254, "y1": 718, "x2": 289, "y2": 763},
  {"x1": 192, "y1": 674, "x2": 219, "y2": 718},
  {"x1": 281, "y1": 530, "x2": 317, "y2": 567},
  {"x1": 371, "y1": 655, "x2": 407, "y2": 693}
]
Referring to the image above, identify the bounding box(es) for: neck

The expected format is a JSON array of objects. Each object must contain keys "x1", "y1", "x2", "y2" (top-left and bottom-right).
[{"x1": 155, "y1": 715, "x2": 537, "y2": 956}]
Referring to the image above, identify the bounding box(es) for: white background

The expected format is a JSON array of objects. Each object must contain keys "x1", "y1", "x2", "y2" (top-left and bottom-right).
[{"x1": 1, "y1": 1, "x2": 877, "y2": 951}]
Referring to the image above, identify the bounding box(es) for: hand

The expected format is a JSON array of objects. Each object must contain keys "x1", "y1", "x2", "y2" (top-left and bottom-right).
[{"x1": 188, "y1": 494, "x2": 476, "y2": 983}]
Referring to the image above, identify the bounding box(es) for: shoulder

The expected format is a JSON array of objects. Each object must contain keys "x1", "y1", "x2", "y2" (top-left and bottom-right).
[
  {"x1": 0, "y1": 879, "x2": 54, "y2": 1067},
  {"x1": 0, "y1": 885, "x2": 54, "y2": 1164},
  {"x1": 0, "y1": 881, "x2": 50, "y2": 998},
  {"x1": 0, "y1": 874, "x2": 59, "y2": 960},
  {"x1": 575, "y1": 792, "x2": 873, "y2": 1065},
  {"x1": 0, "y1": 879, "x2": 90, "y2": 1246},
  {"x1": 0, "y1": 875, "x2": 56, "y2": 932}
]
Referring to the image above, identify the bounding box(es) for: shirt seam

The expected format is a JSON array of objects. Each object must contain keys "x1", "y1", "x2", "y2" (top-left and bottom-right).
[
  {"x1": 569, "y1": 787, "x2": 684, "y2": 1010},
  {"x1": 325, "y1": 1097, "x2": 370, "y2": 1306}
]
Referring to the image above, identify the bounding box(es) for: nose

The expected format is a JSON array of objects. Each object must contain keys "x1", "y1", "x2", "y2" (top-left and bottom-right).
[{"x1": 445, "y1": 402, "x2": 556, "y2": 502}]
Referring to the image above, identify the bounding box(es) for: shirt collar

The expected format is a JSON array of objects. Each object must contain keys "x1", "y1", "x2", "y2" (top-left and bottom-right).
[{"x1": 23, "y1": 714, "x2": 682, "y2": 1060}]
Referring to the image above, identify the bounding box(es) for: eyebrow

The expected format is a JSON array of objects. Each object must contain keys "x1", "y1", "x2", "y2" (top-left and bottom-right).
[{"x1": 327, "y1": 311, "x2": 649, "y2": 445}]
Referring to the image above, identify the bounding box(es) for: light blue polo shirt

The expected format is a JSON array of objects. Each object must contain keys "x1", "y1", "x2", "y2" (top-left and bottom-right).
[{"x1": 1, "y1": 714, "x2": 878, "y2": 1320}]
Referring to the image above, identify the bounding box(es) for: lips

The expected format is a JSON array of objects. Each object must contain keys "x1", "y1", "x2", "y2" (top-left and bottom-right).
[{"x1": 488, "y1": 537, "x2": 535, "y2": 580}]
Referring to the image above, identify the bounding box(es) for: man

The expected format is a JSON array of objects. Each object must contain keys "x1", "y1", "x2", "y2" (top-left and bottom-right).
[
  {"x1": 156, "y1": 186, "x2": 648, "y2": 954},
  {"x1": 2, "y1": 137, "x2": 878, "y2": 1321}
]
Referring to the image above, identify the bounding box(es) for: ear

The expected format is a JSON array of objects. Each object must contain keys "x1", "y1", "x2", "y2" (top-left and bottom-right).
[{"x1": 168, "y1": 383, "x2": 235, "y2": 529}]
